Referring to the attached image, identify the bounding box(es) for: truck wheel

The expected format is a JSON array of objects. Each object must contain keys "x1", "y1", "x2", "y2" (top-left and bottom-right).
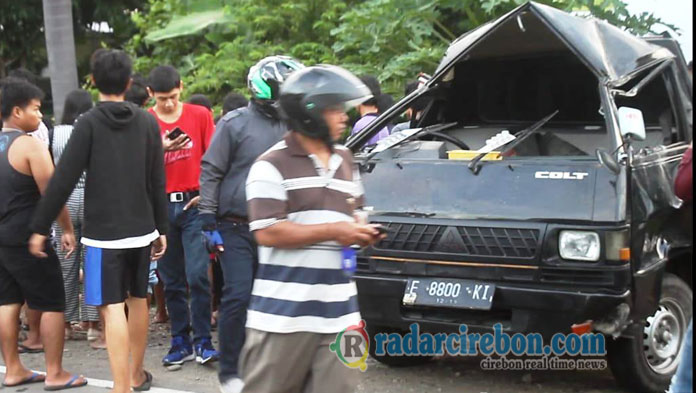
[
  {"x1": 367, "y1": 324, "x2": 433, "y2": 367},
  {"x1": 607, "y1": 273, "x2": 692, "y2": 393}
]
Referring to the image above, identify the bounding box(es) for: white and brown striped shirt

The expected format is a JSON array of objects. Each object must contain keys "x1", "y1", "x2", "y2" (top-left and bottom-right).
[{"x1": 245, "y1": 132, "x2": 365, "y2": 334}]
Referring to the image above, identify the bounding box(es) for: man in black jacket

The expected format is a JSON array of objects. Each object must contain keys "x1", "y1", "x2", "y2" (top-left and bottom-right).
[
  {"x1": 199, "y1": 55, "x2": 304, "y2": 393},
  {"x1": 29, "y1": 49, "x2": 168, "y2": 393}
]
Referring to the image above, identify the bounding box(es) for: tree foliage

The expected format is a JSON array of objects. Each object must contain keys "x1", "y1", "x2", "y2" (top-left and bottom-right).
[
  {"x1": 126, "y1": 0, "x2": 676, "y2": 109},
  {"x1": 0, "y1": 0, "x2": 145, "y2": 78}
]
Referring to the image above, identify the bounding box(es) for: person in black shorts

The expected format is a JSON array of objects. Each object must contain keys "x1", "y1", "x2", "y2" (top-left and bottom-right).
[
  {"x1": 0, "y1": 78, "x2": 87, "y2": 389},
  {"x1": 29, "y1": 49, "x2": 168, "y2": 393}
]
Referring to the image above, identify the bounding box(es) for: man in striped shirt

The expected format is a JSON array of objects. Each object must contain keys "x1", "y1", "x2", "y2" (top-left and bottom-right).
[{"x1": 240, "y1": 65, "x2": 384, "y2": 393}]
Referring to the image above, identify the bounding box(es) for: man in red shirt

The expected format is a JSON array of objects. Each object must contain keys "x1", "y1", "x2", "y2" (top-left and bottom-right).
[{"x1": 147, "y1": 65, "x2": 219, "y2": 366}]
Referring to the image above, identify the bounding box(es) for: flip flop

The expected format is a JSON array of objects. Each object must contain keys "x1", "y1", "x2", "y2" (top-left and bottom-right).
[
  {"x1": 2, "y1": 371, "x2": 46, "y2": 387},
  {"x1": 43, "y1": 375, "x2": 88, "y2": 391},
  {"x1": 133, "y1": 370, "x2": 152, "y2": 391},
  {"x1": 18, "y1": 343, "x2": 44, "y2": 353}
]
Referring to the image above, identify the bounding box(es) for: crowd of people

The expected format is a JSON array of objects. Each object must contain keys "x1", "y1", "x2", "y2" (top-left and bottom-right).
[
  {"x1": 0, "y1": 48, "x2": 389, "y2": 393},
  {"x1": 2, "y1": 46, "x2": 691, "y2": 393}
]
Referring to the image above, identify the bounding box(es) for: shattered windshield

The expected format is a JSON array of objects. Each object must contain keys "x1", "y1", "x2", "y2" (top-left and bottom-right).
[{"x1": 366, "y1": 54, "x2": 611, "y2": 162}]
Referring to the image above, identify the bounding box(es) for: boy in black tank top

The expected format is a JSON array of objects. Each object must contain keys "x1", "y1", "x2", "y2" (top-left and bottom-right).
[{"x1": 0, "y1": 79, "x2": 87, "y2": 389}]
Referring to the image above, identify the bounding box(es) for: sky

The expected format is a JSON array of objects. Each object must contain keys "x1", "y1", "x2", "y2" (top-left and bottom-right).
[{"x1": 624, "y1": 0, "x2": 693, "y2": 61}]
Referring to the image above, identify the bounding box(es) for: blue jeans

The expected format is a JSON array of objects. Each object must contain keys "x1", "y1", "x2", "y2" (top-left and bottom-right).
[
  {"x1": 158, "y1": 201, "x2": 212, "y2": 341},
  {"x1": 669, "y1": 319, "x2": 693, "y2": 393},
  {"x1": 217, "y1": 220, "x2": 257, "y2": 382}
]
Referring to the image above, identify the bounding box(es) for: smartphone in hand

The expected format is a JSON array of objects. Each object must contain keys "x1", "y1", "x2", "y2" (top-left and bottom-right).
[
  {"x1": 374, "y1": 225, "x2": 390, "y2": 235},
  {"x1": 167, "y1": 127, "x2": 189, "y2": 141}
]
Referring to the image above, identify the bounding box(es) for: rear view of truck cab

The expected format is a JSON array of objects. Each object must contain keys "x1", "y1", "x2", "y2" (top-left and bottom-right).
[{"x1": 347, "y1": 2, "x2": 692, "y2": 392}]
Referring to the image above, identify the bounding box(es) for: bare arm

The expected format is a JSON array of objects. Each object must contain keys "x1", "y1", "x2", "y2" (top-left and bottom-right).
[
  {"x1": 24, "y1": 137, "x2": 75, "y2": 257},
  {"x1": 254, "y1": 220, "x2": 381, "y2": 249},
  {"x1": 25, "y1": 138, "x2": 74, "y2": 234}
]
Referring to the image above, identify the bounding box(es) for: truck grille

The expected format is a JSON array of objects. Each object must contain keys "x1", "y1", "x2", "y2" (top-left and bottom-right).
[{"x1": 372, "y1": 222, "x2": 539, "y2": 258}]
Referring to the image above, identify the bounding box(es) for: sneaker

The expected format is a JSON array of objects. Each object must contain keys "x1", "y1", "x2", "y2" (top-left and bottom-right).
[
  {"x1": 219, "y1": 377, "x2": 244, "y2": 393},
  {"x1": 194, "y1": 338, "x2": 220, "y2": 364},
  {"x1": 162, "y1": 335, "x2": 194, "y2": 366}
]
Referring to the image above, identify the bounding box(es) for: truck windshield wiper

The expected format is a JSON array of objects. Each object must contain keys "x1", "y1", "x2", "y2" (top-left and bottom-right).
[
  {"x1": 468, "y1": 110, "x2": 559, "y2": 175},
  {"x1": 362, "y1": 122, "x2": 458, "y2": 164},
  {"x1": 370, "y1": 211, "x2": 436, "y2": 218}
]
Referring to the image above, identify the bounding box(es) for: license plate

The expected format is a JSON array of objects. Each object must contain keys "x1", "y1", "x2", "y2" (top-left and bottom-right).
[{"x1": 402, "y1": 278, "x2": 495, "y2": 310}]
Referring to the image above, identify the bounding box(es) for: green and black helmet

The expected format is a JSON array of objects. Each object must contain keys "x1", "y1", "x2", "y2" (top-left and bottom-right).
[{"x1": 247, "y1": 56, "x2": 305, "y2": 101}]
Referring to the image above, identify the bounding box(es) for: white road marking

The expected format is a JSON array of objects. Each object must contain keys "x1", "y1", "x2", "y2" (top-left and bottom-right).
[{"x1": 0, "y1": 365, "x2": 196, "y2": 393}]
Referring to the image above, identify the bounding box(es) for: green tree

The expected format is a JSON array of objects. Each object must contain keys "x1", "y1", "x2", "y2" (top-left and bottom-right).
[
  {"x1": 2, "y1": 0, "x2": 145, "y2": 120},
  {"x1": 0, "y1": 0, "x2": 145, "y2": 77},
  {"x1": 125, "y1": 0, "x2": 676, "y2": 110},
  {"x1": 0, "y1": 1, "x2": 47, "y2": 77},
  {"x1": 332, "y1": 0, "x2": 676, "y2": 94},
  {"x1": 127, "y1": 0, "x2": 350, "y2": 107}
]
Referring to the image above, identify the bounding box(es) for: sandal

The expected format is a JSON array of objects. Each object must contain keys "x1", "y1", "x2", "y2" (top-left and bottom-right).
[
  {"x1": 132, "y1": 370, "x2": 152, "y2": 391},
  {"x1": 43, "y1": 374, "x2": 88, "y2": 391},
  {"x1": 2, "y1": 371, "x2": 46, "y2": 387},
  {"x1": 18, "y1": 343, "x2": 44, "y2": 354}
]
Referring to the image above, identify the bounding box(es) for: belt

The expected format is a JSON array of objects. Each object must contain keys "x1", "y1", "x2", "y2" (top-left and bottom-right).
[
  {"x1": 222, "y1": 214, "x2": 248, "y2": 224},
  {"x1": 168, "y1": 190, "x2": 199, "y2": 203}
]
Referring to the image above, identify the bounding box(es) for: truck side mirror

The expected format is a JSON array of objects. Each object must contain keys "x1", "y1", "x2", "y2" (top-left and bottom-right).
[
  {"x1": 596, "y1": 149, "x2": 621, "y2": 174},
  {"x1": 617, "y1": 107, "x2": 646, "y2": 141}
]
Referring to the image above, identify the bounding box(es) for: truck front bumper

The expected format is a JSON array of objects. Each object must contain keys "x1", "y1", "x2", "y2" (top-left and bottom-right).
[{"x1": 356, "y1": 273, "x2": 631, "y2": 337}]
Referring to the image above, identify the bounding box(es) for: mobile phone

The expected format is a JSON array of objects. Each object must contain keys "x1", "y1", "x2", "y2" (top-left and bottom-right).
[
  {"x1": 375, "y1": 225, "x2": 389, "y2": 235},
  {"x1": 167, "y1": 127, "x2": 188, "y2": 140}
]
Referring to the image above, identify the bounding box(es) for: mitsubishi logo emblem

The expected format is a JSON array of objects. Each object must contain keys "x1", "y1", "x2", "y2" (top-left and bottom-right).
[{"x1": 436, "y1": 227, "x2": 468, "y2": 253}]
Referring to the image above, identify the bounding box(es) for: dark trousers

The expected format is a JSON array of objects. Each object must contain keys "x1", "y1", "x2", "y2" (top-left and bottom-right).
[
  {"x1": 212, "y1": 256, "x2": 223, "y2": 310},
  {"x1": 158, "y1": 201, "x2": 212, "y2": 341},
  {"x1": 217, "y1": 220, "x2": 257, "y2": 382}
]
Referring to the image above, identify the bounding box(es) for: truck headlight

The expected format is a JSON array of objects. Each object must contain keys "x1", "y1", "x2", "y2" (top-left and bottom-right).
[{"x1": 559, "y1": 231, "x2": 600, "y2": 261}]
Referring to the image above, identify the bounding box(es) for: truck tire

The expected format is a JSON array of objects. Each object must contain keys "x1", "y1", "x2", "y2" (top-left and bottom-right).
[
  {"x1": 367, "y1": 324, "x2": 433, "y2": 367},
  {"x1": 607, "y1": 273, "x2": 692, "y2": 393}
]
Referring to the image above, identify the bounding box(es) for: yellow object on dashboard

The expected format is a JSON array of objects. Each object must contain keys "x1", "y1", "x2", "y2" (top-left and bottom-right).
[{"x1": 447, "y1": 150, "x2": 502, "y2": 161}]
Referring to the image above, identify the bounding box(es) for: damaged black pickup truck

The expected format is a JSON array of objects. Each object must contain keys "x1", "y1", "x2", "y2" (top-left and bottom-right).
[{"x1": 347, "y1": 2, "x2": 692, "y2": 392}]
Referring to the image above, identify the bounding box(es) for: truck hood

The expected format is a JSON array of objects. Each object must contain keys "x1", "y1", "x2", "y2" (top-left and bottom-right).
[{"x1": 361, "y1": 159, "x2": 626, "y2": 223}]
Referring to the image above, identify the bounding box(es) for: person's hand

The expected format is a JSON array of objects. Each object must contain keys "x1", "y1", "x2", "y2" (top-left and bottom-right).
[
  {"x1": 151, "y1": 235, "x2": 167, "y2": 260},
  {"x1": 61, "y1": 231, "x2": 76, "y2": 259},
  {"x1": 162, "y1": 132, "x2": 190, "y2": 152},
  {"x1": 29, "y1": 233, "x2": 48, "y2": 258},
  {"x1": 183, "y1": 196, "x2": 200, "y2": 211},
  {"x1": 203, "y1": 230, "x2": 225, "y2": 253},
  {"x1": 200, "y1": 213, "x2": 224, "y2": 253},
  {"x1": 332, "y1": 222, "x2": 385, "y2": 247}
]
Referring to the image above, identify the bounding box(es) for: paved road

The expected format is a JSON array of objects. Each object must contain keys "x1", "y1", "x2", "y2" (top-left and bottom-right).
[{"x1": 1, "y1": 321, "x2": 626, "y2": 393}]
